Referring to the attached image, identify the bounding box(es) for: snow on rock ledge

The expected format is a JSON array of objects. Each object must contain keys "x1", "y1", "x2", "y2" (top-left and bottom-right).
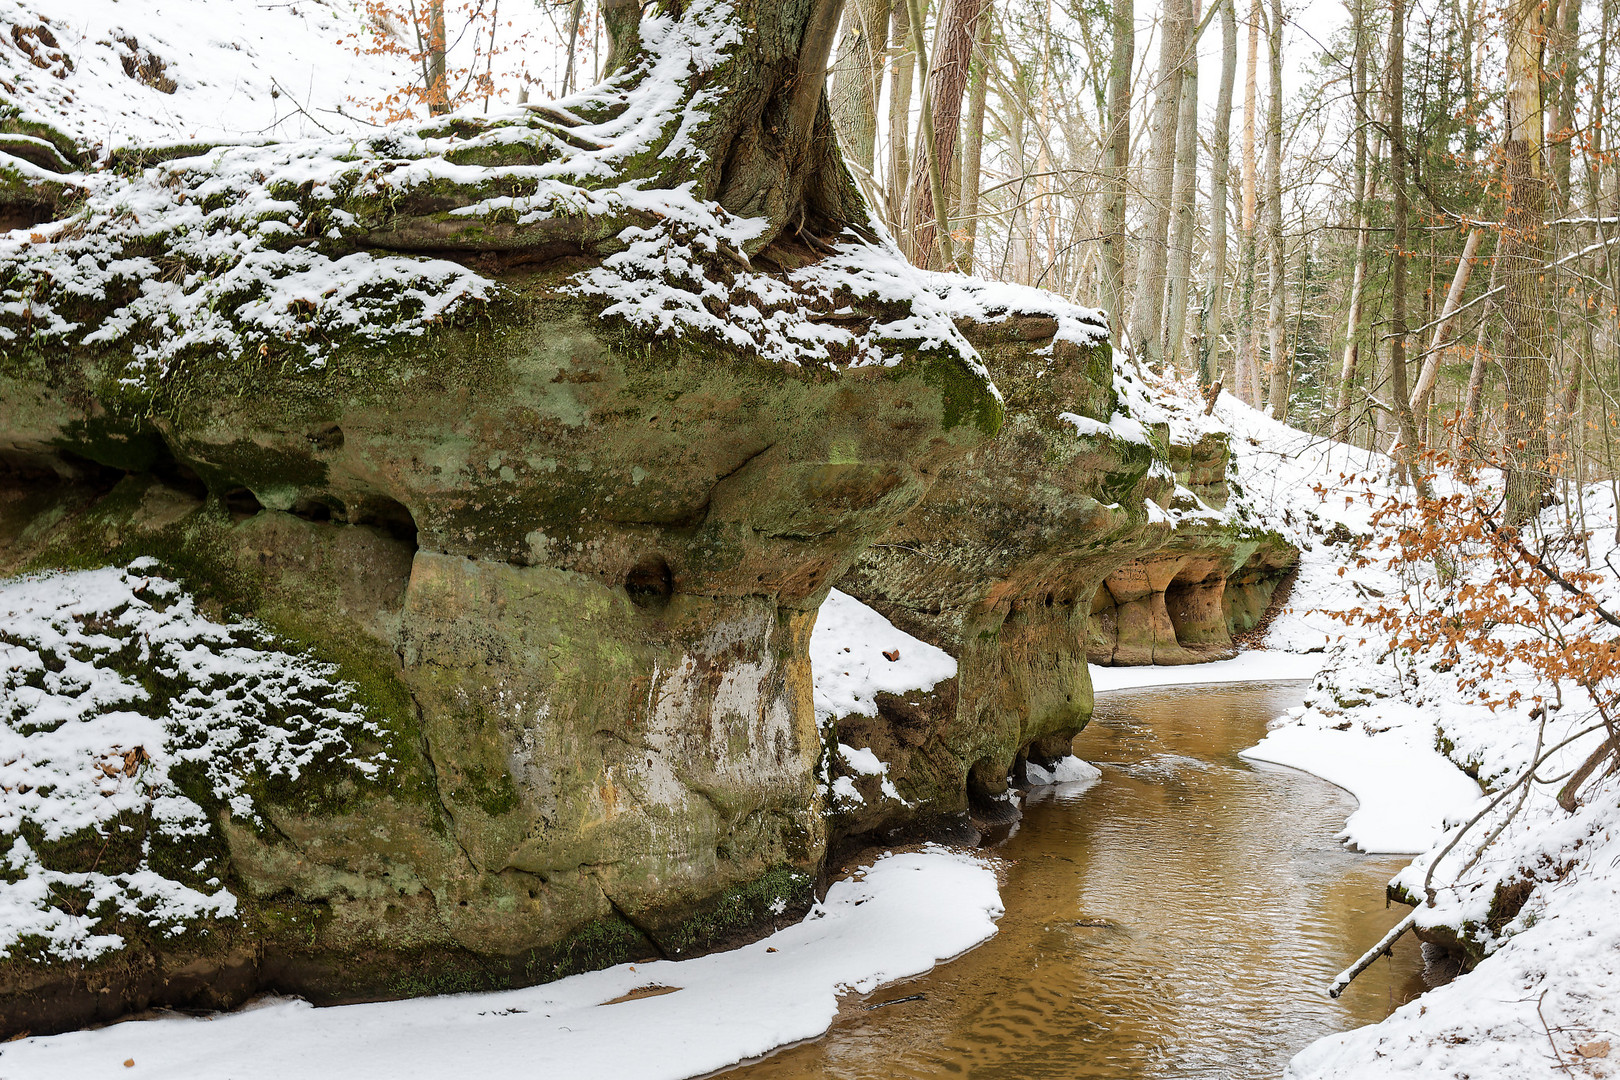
[{"x1": 0, "y1": 560, "x2": 386, "y2": 961}]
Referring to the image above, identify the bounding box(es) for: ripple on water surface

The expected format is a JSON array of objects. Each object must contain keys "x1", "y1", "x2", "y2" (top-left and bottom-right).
[{"x1": 724, "y1": 682, "x2": 1444, "y2": 1080}]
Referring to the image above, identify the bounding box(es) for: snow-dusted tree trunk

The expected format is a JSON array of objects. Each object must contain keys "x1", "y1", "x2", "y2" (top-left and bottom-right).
[
  {"x1": 1129, "y1": 0, "x2": 1194, "y2": 365},
  {"x1": 1163, "y1": 0, "x2": 1202, "y2": 371}
]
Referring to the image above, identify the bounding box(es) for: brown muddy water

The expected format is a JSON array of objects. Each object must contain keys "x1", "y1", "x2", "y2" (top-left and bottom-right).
[{"x1": 725, "y1": 682, "x2": 1445, "y2": 1080}]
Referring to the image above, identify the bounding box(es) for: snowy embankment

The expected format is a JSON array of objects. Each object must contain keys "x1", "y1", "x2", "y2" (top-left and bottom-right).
[
  {"x1": 0, "y1": 847, "x2": 1002, "y2": 1080},
  {"x1": 1161, "y1": 393, "x2": 1619, "y2": 1078}
]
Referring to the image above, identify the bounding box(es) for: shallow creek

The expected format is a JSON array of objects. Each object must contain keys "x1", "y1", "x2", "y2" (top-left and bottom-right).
[{"x1": 726, "y1": 682, "x2": 1443, "y2": 1079}]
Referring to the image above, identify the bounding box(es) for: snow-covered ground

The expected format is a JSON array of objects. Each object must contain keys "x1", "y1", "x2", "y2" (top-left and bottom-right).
[
  {"x1": 0, "y1": 847, "x2": 1003, "y2": 1080},
  {"x1": 1204, "y1": 395, "x2": 1620, "y2": 1078},
  {"x1": 0, "y1": 0, "x2": 574, "y2": 153}
]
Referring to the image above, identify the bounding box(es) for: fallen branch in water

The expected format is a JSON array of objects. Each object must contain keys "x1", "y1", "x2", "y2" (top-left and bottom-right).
[{"x1": 1328, "y1": 911, "x2": 1416, "y2": 999}]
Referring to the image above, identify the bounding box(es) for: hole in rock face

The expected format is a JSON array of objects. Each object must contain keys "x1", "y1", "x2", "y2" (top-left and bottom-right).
[
  {"x1": 624, "y1": 555, "x2": 673, "y2": 610},
  {"x1": 290, "y1": 497, "x2": 344, "y2": 524},
  {"x1": 305, "y1": 425, "x2": 345, "y2": 453},
  {"x1": 223, "y1": 487, "x2": 263, "y2": 520},
  {"x1": 149, "y1": 455, "x2": 208, "y2": 502},
  {"x1": 351, "y1": 496, "x2": 418, "y2": 547},
  {"x1": 1045, "y1": 592, "x2": 1055, "y2": 608}
]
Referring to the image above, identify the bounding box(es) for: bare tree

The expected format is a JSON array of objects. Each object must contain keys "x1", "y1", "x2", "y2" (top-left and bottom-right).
[
  {"x1": 1502, "y1": 0, "x2": 1552, "y2": 524},
  {"x1": 1164, "y1": 0, "x2": 1203, "y2": 370},
  {"x1": 1103, "y1": 0, "x2": 1136, "y2": 337},
  {"x1": 1198, "y1": 0, "x2": 1239, "y2": 389},
  {"x1": 1130, "y1": 0, "x2": 1195, "y2": 365},
  {"x1": 906, "y1": 0, "x2": 989, "y2": 268}
]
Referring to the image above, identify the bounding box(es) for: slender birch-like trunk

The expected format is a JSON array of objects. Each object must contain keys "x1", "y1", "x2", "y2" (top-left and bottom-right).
[
  {"x1": 1103, "y1": 0, "x2": 1136, "y2": 339},
  {"x1": 1333, "y1": 0, "x2": 1373, "y2": 443},
  {"x1": 1164, "y1": 0, "x2": 1203, "y2": 371},
  {"x1": 1263, "y1": 0, "x2": 1288, "y2": 418},
  {"x1": 1129, "y1": 0, "x2": 1194, "y2": 366},
  {"x1": 1409, "y1": 228, "x2": 1484, "y2": 419},
  {"x1": 1197, "y1": 0, "x2": 1238, "y2": 389},
  {"x1": 1236, "y1": 0, "x2": 1262, "y2": 405},
  {"x1": 957, "y1": 6, "x2": 992, "y2": 272},
  {"x1": 886, "y1": 0, "x2": 916, "y2": 238}
]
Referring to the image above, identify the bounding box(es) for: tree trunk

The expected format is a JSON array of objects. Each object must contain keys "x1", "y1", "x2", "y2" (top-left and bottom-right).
[
  {"x1": 1409, "y1": 227, "x2": 1484, "y2": 419},
  {"x1": 1386, "y1": 0, "x2": 1428, "y2": 491},
  {"x1": 1461, "y1": 247, "x2": 1501, "y2": 444},
  {"x1": 956, "y1": 6, "x2": 992, "y2": 273},
  {"x1": 1129, "y1": 0, "x2": 1194, "y2": 365},
  {"x1": 1236, "y1": 0, "x2": 1262, "y2": 405},
  {"x1": 1548, "y1": 0, "x2": 1582, "y2": 214},
  {"x1": 1163, "y1": 0, "x2": 1203, "y2": 371},
  {"x1": 1103, "y1": 0, "x2": 1136, "y2": 339},
  {"x1": 906, "y1": 0, "x2": 987, "y2": 268},
  {"x1": 427, "y1": 0, "x2": 449, "y2": 115},
  {"x1": 1197, "y1": 0, "x2": 1238, "y2": 389},
  {"x1": 1263, "y1": 0, "x2": 1287, "y2": 419},
  {"x1": 830, "y1": 0, "x2": 892, "y2": 178},
  {"x1": 886, "y1": 0, "x2": 916, "y2": 237},
  {"x1": 1333, "y1": 0, "x2": 1374, "y2": 443},
  {"x1": 1502, "y1": 0, "x2": 1552, "y2": 524}
]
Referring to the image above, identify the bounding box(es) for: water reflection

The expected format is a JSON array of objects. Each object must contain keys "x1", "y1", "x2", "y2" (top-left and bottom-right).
[{"x1": 725, "y1": 683, "x2": 1437, "y2": 1080}]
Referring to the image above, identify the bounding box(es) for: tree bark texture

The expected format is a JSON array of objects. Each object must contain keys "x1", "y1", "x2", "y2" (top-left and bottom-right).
[
  {"x1": 1103, "y1": 0, "x2": 1135, "y2": 338},
  {"x1": 886, "y1": 0, "x2": 915, "y2": 236},
  {"x1": 1198, "y1": 0, "x2": 1238, "y2": 389},
  {"x1": 1130, "y1": 0, "x2": 1194, "y2": 366},
  {"x1": 830, "y1": 0, "x2": 892, "y2": 177},
  {"x1": 1236, "y1": 0, "x2": 1262, "y2": 404},
  {"x1": 906, "y1": 0, "x2": 987, "y2": 268},
  {"x1": 956, "y1": 5, "x2": 992, "y2": 273},
  {"x1": 1263, "y1": 0, "x2": 1287, "y2": 419},
  {"x1": 1164, "y1": 0, "x2": 1203, "y2": 371},
  {"x1": 1502, "y1": 0, "x2": 1553, "y2": 524}
]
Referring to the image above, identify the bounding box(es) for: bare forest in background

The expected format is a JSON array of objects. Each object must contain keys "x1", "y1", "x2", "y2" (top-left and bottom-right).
[{"x1": 515, "y1": 0, "x2": 1607, "y2": 529}]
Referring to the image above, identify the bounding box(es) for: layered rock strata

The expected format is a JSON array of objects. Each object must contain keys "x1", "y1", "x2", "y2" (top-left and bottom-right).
[{"x1": 826, "y1": 369, "x2": 1298, "y2": 845}]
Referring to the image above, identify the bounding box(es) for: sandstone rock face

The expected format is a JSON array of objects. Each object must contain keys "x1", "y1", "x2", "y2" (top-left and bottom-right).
[
  {"x1": 827, "y1": 317, "x2": 1169, "y2": 841},
  {"x1": 0, "y1": 282, "x2": 1000, "y2": 1033},
  {"x1": 825, "y1": 353, "x2": 1299, "y2": 846}
]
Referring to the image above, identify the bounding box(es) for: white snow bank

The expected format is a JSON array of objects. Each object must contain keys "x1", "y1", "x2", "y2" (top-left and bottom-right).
[
  {"x1": 0, "y1": 847, "x2": 1004, "y2": 1080},
  {"x1": 1241, "y1": 714, "x2": 1482, "y2": 854},
  {"x1": 1024, "y1": 755, "x2": 1101, "y2": 786},
  {"x1": 0, "y1": 561, "x2": 383, "y2": 960},
  {"x1": 1288, "y1": 786, "x2": 1620, "y2": 1079},
  {"x1": 810, "y1": 589, "x2": 956, "y2": 722},
  {"x1": 1091, "y1": 650, "x2": 1325, "y2": 693}
]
